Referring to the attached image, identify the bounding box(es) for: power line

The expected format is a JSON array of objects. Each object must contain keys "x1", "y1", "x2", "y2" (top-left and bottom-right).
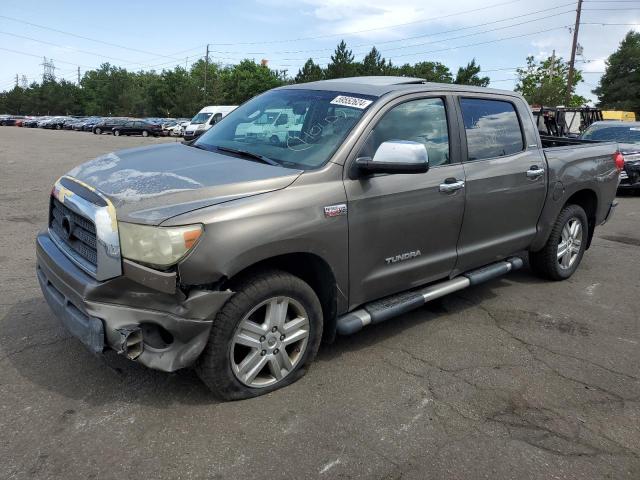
[
  {"x1": 205, "y1": 4, "x2": 578, "y2": 56},
  {"x1": 0, "y1": 14, "x2": 194, "y2": 63},
  {"x1": 206, "y1": 0, "x2": 530, "y2": 45},
  {"x1": 0, "y1": 30, "x2": 171, "y2": 68}
]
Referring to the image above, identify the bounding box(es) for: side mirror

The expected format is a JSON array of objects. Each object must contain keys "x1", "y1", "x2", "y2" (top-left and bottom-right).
[{"x1": 356, "y1": 140, "x2": 429, "y2": 175}]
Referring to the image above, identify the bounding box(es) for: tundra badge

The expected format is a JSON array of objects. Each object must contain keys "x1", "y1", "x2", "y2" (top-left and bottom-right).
[{"x1": 385, "y1": 250, "x2": 422, "y2": 264}]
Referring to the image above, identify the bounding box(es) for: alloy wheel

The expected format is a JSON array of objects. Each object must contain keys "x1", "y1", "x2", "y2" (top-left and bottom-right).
[
  {"x1": 557, "y1": 217, "x2": 582, "y2": 270},
  {"x1": 230, "y1": 296, "x2": 309, "y2": 388}
]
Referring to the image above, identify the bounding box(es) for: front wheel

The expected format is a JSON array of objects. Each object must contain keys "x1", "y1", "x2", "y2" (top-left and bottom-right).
[
  {"x1": 114, "y1": 130, "x2": 120, "y2": 136},
  {"x1": 529, "y1": 204, "x2": 588, "y2": 280},
  {"x1": 95, "y1": 127, "x2": 102, "y2": 135},
  {"x1": 196, "y1": 269, "x2": 323, "y2": 400}
]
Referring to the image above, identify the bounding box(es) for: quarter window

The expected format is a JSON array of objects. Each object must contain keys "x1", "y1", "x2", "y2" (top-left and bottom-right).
[
  {"x1": 460, "y1": 98, "x2": 524, "y2": 161},
  {"x1": 360, "y1": 98, "x2": 450, "y2": 167}
]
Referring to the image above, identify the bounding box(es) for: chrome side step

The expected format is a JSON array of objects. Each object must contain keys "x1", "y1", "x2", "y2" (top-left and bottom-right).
[{"x1": 336, "y1": 257, "x2": 523, "y2": 335}]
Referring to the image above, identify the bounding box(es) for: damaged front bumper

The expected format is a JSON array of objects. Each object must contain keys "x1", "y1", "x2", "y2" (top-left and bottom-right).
[{"x1": 36, "y1": 231, "x2": 233, "y2": 372}]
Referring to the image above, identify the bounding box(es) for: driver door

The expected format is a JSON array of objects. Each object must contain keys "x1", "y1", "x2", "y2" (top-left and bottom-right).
[{"x1": 344, "y1": 95, "x2": 466, "y2": 308}]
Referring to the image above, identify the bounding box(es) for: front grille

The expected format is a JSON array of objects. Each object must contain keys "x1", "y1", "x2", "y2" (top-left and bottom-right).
[{"x1": 49, "y1": 197, "x2": 98, "y2": 267}]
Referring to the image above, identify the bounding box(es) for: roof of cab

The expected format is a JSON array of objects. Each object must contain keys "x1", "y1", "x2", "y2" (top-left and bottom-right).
[{"x1": 282, "y1": 76, "x2": 519, "y2": 98}]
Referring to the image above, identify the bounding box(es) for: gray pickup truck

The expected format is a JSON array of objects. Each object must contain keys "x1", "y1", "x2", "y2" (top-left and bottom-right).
[{"x1": 36, "y1": 77, "x2": 620, "y2": 399}]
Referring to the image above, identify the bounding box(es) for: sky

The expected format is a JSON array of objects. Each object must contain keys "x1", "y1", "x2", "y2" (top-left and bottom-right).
[{"x1": 1, "y1": 0, "x2": 639, "y2": 103}]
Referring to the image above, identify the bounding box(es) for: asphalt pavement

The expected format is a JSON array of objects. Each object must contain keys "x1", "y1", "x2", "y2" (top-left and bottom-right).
[{"x1": 1, "y1": 127, "x2": 638, "y2": 479}]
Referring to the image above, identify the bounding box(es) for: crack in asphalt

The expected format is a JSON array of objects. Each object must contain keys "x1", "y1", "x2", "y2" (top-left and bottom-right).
[
  {"x1": 376, "y1": 298, "x2": 640, "y2": 461},
  {"x1": 0, "y1": 336, "x2": 73, "y2": 363}
]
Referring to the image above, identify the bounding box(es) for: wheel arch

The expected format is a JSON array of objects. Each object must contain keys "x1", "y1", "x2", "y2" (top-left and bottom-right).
[
  {"x1": 221, "y1": 252, "x2": 339, "y2": 343},
  {"x1": 564, "y1": 188, "x2": 598, "y2": 249}
]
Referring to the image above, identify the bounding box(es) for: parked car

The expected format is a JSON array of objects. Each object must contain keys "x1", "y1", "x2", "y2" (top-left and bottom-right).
[
  {"x1": 183, "y1": 105, "x2": 237, "y2": 140},
  {"x1": 35, "y1": 77, "x2": 620, "y2": 400},
  {"x1": 112, "y1": 120, "x2": 163, "y2": 137},
  {"x1": 92, "y1": 118, "x2": 127, "y2": 135},
  {"x1": 581, "y1": 121, "x2": 640, "y2": 193},
  {"x1": 42, "y1": 116, "x2": 70, "y2": 129},
  {"x1": 79, "y1": 117, "x2": 103, "y2": 132},
  {"x1": 0, "y1": 115, "x2": 24, "y2": 126},
  {"x1": 23, "y1": 117, "x2": 43, "y2": 128}
]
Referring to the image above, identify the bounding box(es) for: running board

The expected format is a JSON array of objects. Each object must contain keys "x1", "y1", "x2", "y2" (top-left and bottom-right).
[{"x1": 336, "y1": 257, "x2": 523, "y2": 335}]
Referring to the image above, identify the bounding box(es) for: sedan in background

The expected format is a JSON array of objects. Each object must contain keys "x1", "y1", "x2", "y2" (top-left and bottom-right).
[
  {"x1": 92, "y1": 118, "x2": 127, "y2": 134},
  {"x1": 112, "y1": 120, "x2": 163, "y2": 137}
]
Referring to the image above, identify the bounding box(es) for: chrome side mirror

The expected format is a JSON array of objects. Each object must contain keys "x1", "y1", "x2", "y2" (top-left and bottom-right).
[{"x1": 356, "y1": 140, "x2": 429, "y2": 175}]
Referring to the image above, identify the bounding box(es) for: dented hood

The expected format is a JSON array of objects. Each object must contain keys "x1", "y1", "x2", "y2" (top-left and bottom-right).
[{"x1": 67, "y1": 143, "x2": 302, "y2": 225}]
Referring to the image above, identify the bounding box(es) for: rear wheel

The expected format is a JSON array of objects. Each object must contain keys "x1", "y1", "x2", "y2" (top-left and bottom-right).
[
  {"x1": 529, "y1": 204, "x2": 588, "y2": 280},
  {"x1": 196, "y1": 269, "x2": 323, "y2": 400},
  {"x1": 114, "y1": 129, "x2": 120, "y2": 136},
  {"x1": 95, "y1": 127, "x2": 102, "y2": 135},
  {"x1": 142, "y1": 130, "x2": 149, "y2": 137}
]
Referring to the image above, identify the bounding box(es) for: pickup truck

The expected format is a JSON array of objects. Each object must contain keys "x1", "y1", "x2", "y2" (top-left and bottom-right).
[{"x1": 35, "y1": 77, "x2": 621, "y2": 400}]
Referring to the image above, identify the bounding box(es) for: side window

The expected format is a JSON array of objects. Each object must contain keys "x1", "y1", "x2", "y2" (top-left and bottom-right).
[
  {"x1": 459, "y1": 98, "x2": 524, "y2": 161},
  {"x1": 211, "y1": 113, "x2": 223, "y2": 125},
  {"x1": 360, "y1": 98, "x2": 450, "y2": 167}
]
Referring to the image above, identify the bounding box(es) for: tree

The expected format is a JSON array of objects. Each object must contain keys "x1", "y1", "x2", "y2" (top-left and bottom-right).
[
  {"x1": 454, "y1": 59, "x2": 489, "y2": 87},
  {"x1": 593, "y1": 31, "x2": 640, "y2": 114},
  {"x1": 515, "y1": 55, "x2": 586, "y2": 106},
  {"x1": 218, "y1": 59, "x2": 285, "y2": 104},
  {"x1": 325, "y1": 40, "x2": 356, "y2": 79},
  {"x1": 295, "y1": 59, "x2": 324, "y2": 83},
  {"x1": 359, "y1": 47, "x2": 388, "y2": 76},
  {"x1": 411, "y1": 61, "x2": 453, "y2": 83}
]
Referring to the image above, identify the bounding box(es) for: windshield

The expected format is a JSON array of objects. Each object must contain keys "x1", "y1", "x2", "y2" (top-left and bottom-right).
[
  {"x1": 190, "y1": 112, "x2": 213, "y2": 125},
  {"x1": 194, "y1": 89, "x2": 376, "y2": 169},
  {"x1": 582, "y1": 124, "x2": 640, "y2": 144}
]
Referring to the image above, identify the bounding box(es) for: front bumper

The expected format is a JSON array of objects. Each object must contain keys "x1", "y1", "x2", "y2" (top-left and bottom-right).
[
  {"x1": 183, "y1": 130, "x2": 204, "y2": 140},
  {"x1": 36, "y1": 231, "x2": 233, "y2": 371}
]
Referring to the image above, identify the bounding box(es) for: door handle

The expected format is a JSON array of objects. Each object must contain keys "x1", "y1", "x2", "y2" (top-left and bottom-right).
[
  {"x1": 439, "y1": 179, "x2": 465, "y2": 193},
  {"x1": 526, "y1": 166, "x2": 545, "y2": 178}
]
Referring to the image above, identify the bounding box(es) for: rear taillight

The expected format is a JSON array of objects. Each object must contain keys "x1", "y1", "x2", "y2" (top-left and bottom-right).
[{"x1": 614, "y1": 152, "x2": 625, "y2": 171}]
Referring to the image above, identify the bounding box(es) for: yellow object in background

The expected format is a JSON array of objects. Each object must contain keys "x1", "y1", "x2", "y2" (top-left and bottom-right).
[{"x1": 602, "y1": 111, "x2": 637, "y2": 122}]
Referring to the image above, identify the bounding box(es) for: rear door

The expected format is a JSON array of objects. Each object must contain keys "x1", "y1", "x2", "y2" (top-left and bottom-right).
[
  {"x1": 453, "y1": 95, "x2": 547, "y2": 274},
  {"x1": 344, "y1": 95, "x2": 466, "y2": 308}
]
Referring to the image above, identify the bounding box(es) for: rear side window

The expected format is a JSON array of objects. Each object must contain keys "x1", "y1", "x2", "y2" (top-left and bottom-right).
[{"x1": 460, "y1": 98, "x2": 524, "y2": 161}]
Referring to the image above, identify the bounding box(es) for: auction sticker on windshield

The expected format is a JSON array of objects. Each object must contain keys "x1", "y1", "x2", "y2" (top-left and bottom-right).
[{"x1": 330, "y1": 95, "x2": 373, "y2": 109}]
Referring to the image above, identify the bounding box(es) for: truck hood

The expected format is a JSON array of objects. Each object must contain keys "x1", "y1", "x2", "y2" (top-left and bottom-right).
[{"x1": 66, "y1": 142, "x2": 302, "y2": 225}]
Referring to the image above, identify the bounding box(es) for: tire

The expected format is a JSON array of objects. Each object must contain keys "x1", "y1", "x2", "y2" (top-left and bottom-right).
[
  {"x1": 114, "y1": 130, "x2": 120, "y2": 136},
  {"x1": 142, "y1": 130, "x2": 149, "y2": 137},
  {"x1": 196, "y1": 269, "x2": 323, "y2": 400},
  {"x1": 95, "y1": 127, "x2": 102, "y2": 135},
  {"x1": 529, "y1": 204, "x2": 588, "y2": 281}
]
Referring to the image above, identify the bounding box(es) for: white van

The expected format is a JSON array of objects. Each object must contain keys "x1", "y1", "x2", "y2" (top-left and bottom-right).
[
  {"x1": 238, "y1": 109, "x2": 304, "y2": 145},
  {"x1": 184, "y1": 105, "x2": 238, "y2": 140}
]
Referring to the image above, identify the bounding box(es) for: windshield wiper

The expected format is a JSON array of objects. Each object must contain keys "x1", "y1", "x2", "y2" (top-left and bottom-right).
[{"x1": 215, "y1": 145, "x2": 280, "y2": 166}]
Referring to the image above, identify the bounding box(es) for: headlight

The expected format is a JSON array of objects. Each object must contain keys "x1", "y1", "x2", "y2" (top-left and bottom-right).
[{"x1": 119, "y1": 222, "x2": 203, "y2": 268}]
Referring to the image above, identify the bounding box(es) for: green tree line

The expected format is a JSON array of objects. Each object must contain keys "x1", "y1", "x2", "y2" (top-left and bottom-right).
[
  {"x1": 0, "y1": 41, "x2": 489, "y2": 117},
  {"x1": 4, "y1": 32, "x2": 636, "y2": 116}
]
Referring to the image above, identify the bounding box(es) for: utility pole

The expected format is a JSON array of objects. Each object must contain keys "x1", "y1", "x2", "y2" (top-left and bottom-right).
[
  {"x1": 15, "y1": 74, "x2": 18, "y2": 87},
  {"x1": 566, "y1": 0, "x2": 583, "y2": 105},
  {"x1": 77, "y1": 66, "x2": 81, "y2": 84},
  {"x1": 40, "y1": 57, "x2": 56, "y2": 82},
  {"x1": 204, "y1": 44, "x2": 209, "y2": 102}
]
